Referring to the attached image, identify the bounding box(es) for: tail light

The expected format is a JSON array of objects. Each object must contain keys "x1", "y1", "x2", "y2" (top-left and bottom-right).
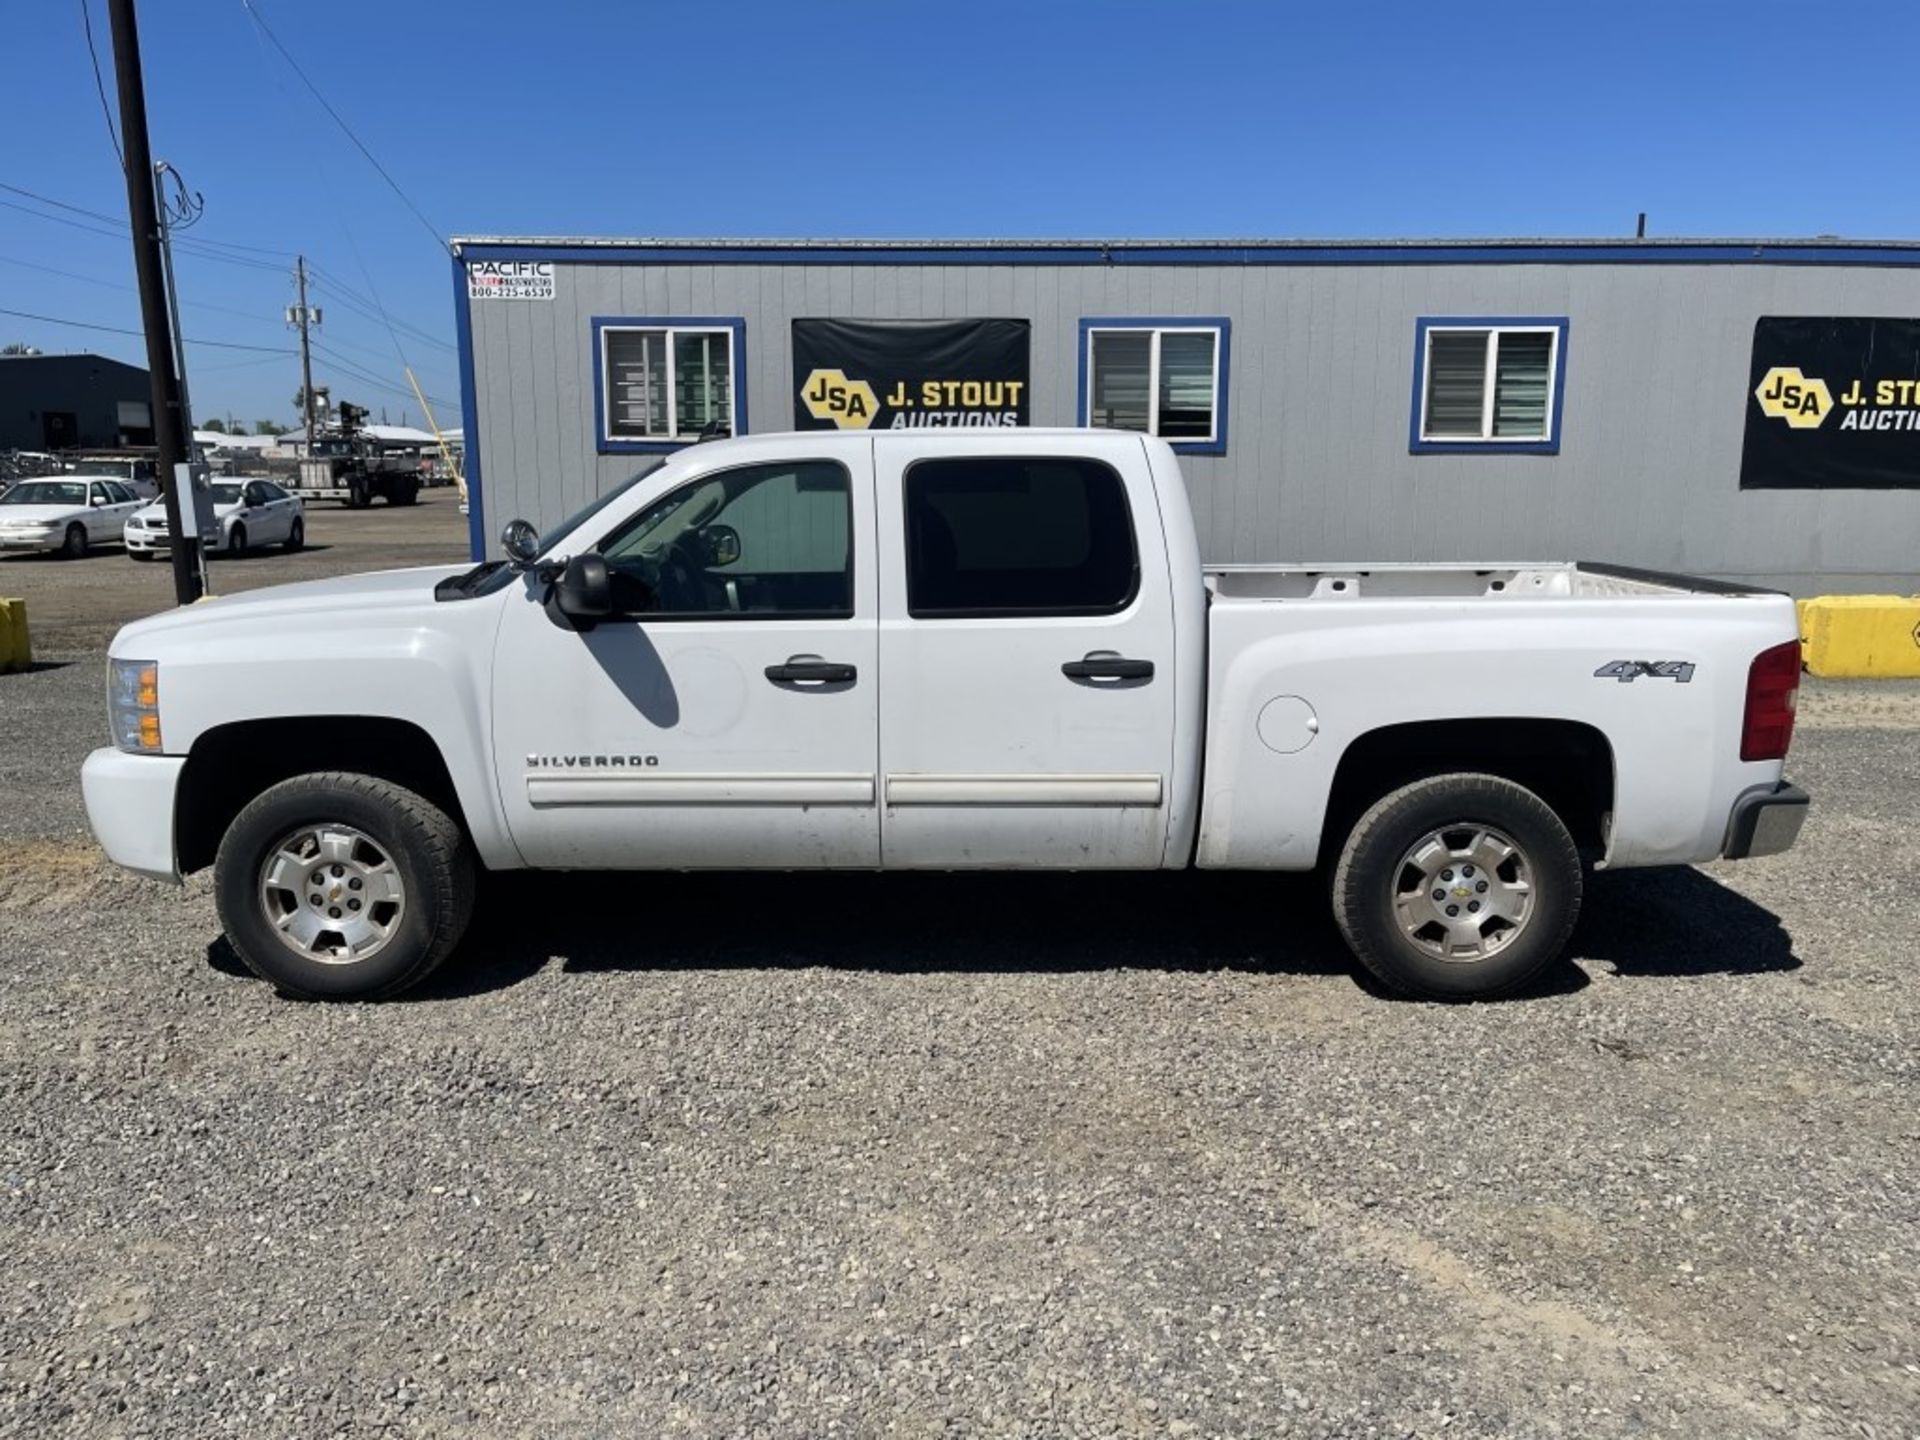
[{"x1": 1740, "y1": 640, "x2": 1802, "y2": 762}]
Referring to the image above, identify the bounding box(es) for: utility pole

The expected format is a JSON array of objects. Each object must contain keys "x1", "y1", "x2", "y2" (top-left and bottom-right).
[
  {"x1": 292, "y1": 256, "x2": 318, "y2": 451},
  {"x1": 154, "y1": 161, "x2": 209, "y2": 595},
  {"x1": 106, "y1": 0, "x2": 200, "y2": 603}
]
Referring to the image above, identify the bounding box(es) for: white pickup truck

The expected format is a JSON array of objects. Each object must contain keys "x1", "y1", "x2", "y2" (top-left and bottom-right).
[{"x1": 82, "y1": 430, "x2": 1808, "y2": 1002}]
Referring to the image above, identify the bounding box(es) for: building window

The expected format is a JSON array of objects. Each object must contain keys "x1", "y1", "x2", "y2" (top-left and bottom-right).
[
  {"x1": 903, "y1": 456, "x2": 1139, "y2": 618},
  {"x1": 592, "y1": 317, "x2": 747, "y2": 452},
  {"x1": 1411, "y1": 317, "x2": 1568, "y2": 454},
  {"x1": 1078, "y1": 318, "x2": 1230, "y2": 454}
]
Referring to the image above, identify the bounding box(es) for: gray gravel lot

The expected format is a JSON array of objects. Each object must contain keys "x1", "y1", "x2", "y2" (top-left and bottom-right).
[{"x1": 1, "y1": 513, "x2": 1916, "y2": 1436}]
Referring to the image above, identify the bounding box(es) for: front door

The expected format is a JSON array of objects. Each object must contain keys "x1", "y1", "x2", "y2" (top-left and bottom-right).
[
  {"x1": 873, "y1": 434, "x2": 1178, "y2": 868},
  {"x1": 491, "y1": 449, "x2": 880, "y2": 868}
]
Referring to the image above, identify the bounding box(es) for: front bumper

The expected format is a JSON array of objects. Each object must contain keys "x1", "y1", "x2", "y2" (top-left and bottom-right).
[
  {"x1": 81, "y1": 747, "x2": 185, "y2": 883},
  {"x1": 0, "y1": 534, "x2": 58, "y2": 552},
  {"x1": 1722, "y1": 780, "x2": 1810, "y2": 860}
]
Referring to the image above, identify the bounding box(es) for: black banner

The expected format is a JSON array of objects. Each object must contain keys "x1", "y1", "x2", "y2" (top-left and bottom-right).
[
  {"x1": 1741, "y1": 316, "x2": 1920, "y2": 489},
  {"x1": 792, "y1": 318, "x2": 1030, "y2": 432}
]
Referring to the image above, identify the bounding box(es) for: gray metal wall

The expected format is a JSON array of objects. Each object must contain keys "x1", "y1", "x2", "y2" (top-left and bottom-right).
[
  {"x1": 0, "y1": 354, "x2": 152, "y2": 451},
  {"x1": 464, "y1": 259, "x2": 1920, "y2": 593}
]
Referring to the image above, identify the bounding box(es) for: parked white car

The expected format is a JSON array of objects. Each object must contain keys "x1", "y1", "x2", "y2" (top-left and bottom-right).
[
  {"x1": 0, "y1": 476, "x2": 145, "y2": 557},
  {"x1": 82, "y1": 430, "x2": 1808, "y2": 1003},
  {"x1": 124, "y1": 478, "x2": 305, "y2": 560}
]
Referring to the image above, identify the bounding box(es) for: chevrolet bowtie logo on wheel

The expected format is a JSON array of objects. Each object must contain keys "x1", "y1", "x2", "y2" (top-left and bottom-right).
[
  {"x1": 800, "y1": 368, "x2": 881, "y2": 430},
  {"x1": 1754, "y1": 366, "x2": 1833, "y2": 429}
]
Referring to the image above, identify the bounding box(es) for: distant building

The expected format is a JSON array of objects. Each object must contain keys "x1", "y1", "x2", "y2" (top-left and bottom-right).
[{"x1": 0, "y1": 352, "x2": 153, "y2": 451}]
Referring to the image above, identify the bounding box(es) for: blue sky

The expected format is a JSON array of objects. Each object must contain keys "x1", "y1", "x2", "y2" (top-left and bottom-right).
[{"x1": 5, "y1": 0, "x2": 1915, "y2": 428}]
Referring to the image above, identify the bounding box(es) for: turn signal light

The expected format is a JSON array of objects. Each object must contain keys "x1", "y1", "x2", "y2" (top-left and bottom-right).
[
  {"x1": 1740, "y1": 640, "x2": 1801, "y2": 762},
  {"x1": 109, "y1": 658, "x2": 164, "y2": 754}
]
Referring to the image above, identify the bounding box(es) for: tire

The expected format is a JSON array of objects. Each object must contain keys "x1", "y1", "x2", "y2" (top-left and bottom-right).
[
  {"x1": 283, "y1": 517, "x2": 304, "y2": 552},
  {"x1": 213, "y1": 773, "x2": 475, "y2": 1001},
  {"x1": 129, "y1": 549, "x2": 154, "y2": 562},
  {"x1": 61, "y1": 523, "x2": 87, "y2": 560},
  {"x1": 228, "y1": 523, "x2": 247, "y2": 557},
  {"x1": 1331, "y1": 773, "x2": 1581, "y2": 1001},
  {"x1": 347, "y1": 480, "x2": 370, "y2": 510}
]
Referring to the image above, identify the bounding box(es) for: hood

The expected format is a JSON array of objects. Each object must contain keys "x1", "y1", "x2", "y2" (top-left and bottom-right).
[
  {"x1": 0, "y1": 504, "x2": 86, "y2": 526},
  {"x1": 111, "y1": 564, "x2": 473, "y2": 652},
  {"x1": 130, "y1": 499, "x2": 243, "y2": 523}
]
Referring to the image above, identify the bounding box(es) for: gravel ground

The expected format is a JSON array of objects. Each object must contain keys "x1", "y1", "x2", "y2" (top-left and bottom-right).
[{"x1": 1, "y1": 519, "x2": 1916, "y2": 1437}]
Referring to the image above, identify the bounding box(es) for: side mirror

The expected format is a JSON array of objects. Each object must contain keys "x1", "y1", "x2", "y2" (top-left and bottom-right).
[
  {"x1": 500, "y1": 518, "x2": 540, "y2": 568},
  {"x1": 551, "y1": 552, "x2": 612, "y2": 629},
  {"x1": 701, "y1": 523, "x2": 741, "y2": 568}
]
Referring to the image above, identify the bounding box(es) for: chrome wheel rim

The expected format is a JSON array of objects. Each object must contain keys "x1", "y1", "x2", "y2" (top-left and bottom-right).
[
  {"x1": 1392, "y1": 824, "x2": 1534, "y2": 963},
  {"x1": 257, "y1": 824, "x2": 406, "y2": 965}
]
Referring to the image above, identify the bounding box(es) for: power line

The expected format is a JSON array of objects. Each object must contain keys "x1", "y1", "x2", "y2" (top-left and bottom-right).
[
  {"x1": 0, "y1": 252, "x2": 290, "y2": 329},
  {"x1": 306, "y1": 272, "x2": 455, "y2": 354},
  {"x1": 0, "y1": 305, "x2": 298, "y2": 354},
  {"x1": 76, "y1": 0, "x2": 123, "y2": 170},
  {"x1": 309, "y1": 337, "x2": 458, "y2": 410},
  {"x1": 240, "y1": 0, "x2": 448, "y2": 256}
]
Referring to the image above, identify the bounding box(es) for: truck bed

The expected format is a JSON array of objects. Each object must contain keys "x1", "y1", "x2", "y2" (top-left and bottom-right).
[{"x1": 1204, "y1": 560, "x2": 1777, "y2": 603}]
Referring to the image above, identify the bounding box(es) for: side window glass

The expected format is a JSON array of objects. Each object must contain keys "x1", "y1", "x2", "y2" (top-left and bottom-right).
[
  {"x1": 89, "y1": 483, "x2": 110, "y2": 506},
  {"x1": 903, "y1": 456, "x2": 1139, "y2": 617},
  {"x1": 597, "y1": 460, "x2": 852, "y2": 618}
]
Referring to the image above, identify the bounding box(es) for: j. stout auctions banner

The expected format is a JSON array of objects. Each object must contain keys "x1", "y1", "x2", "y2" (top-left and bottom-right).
[
  {"x1": 792, "y1": 319, "x2": 1030, "y2": 432},
  {"x1": 1741, "y1": 316, "x2": 1920, "y2": 489}
]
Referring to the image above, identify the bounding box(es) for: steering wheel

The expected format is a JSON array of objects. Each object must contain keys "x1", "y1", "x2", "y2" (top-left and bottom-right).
[{"x1": 655, "y1": 537, "x2": 706, "y2": 611}]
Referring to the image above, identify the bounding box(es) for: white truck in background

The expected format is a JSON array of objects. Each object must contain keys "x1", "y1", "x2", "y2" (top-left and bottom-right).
[{"x1": 81, "y1": 430, "x2": 1808, "y2": 1002}]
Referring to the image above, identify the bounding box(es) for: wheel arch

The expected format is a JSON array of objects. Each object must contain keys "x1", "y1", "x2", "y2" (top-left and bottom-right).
[
  {"x1": 1319, "y1": 717, "x2": 1616, "y2": 868},
  {"x1": 176, "y1": 716, "x2": 471, "y2": 875}
]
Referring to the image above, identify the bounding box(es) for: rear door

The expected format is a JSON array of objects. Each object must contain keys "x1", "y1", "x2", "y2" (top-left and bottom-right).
[{"x1": 874, "y1": 434, "x2": 1178, "y2": 868}]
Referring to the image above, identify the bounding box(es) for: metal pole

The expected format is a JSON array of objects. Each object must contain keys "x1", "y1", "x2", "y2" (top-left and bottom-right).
[
  {"x1": 106, "y1": 0, "x2": 200, "y2": 603},
  {"x1": 153, "y1": 164, "x2": 209, "y2": 594},
  {"x1": 296, "y1": 256, "x2": 316, "y2": 452}
]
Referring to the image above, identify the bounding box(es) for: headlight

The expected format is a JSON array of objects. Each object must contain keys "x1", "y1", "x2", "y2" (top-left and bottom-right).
[{"x1": 109, "y1": 658, "x2": 163, "y2": 753}]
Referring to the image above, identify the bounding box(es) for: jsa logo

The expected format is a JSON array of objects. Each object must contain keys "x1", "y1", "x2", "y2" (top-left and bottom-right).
[
  {"x1": 801, "y1": 368, "x2": 880, "y2": 430},
  {"x1": 1754, "y1": 366, "x2": 1833, "y2": 429}
]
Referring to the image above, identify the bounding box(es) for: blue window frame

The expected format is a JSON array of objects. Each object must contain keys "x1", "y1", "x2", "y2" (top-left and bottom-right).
[
  {"x1": 592, "y1": 316, "x2": 748, "y2": 454},
  {"x1": 1077, "y1": 317, "x2": 1230, "y2": 455},
  {"x1": 1410, "y1": 316, "x2": 1568, "y2": 455}
]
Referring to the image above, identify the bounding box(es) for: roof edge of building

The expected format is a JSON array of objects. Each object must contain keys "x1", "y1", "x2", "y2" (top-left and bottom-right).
[{"x1": 451, "y1": 234, "x2": 1920, "y2": 253}]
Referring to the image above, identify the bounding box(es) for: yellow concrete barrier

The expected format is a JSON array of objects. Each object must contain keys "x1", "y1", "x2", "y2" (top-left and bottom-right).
[
  {"x1": 0, "y1": 597, "x2": 29, "y2": 673},
  {"x1": 1798, "y1": 594, "x2": 1920, "y2": 678}
]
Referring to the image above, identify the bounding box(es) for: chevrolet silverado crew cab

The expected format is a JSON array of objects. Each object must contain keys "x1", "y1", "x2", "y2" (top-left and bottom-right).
[{"x1": 81, "y1": 430, "x2": 1808, "y2": 1002}]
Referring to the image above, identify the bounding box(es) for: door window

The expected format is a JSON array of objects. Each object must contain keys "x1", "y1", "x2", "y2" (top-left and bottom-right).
[
  {"x1": 89, "y1": 483, "x2": 113, "y2": 506},
  {"x1": 597, "y1": 460, "x2": 853, "y2": 619},
  {"x1": 902, "y1": 456, "x2": 1139, "y2": 617},
  {"x1": 103, "y1": 482, "x2": 134, "y2": 504}
]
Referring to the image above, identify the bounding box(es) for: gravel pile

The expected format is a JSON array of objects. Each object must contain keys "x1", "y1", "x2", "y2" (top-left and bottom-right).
[{"x1": 1, "y1": 652, "x2": 1915, "y2": 1437}]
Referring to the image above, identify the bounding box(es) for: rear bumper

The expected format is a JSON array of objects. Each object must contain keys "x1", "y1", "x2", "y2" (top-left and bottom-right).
[
  {"x1": 1722, "y1": 780, "x2": 1809, "y2": 860},
  {"x1": 81, "y1": 747, "x2": 184, "y2": 883}
]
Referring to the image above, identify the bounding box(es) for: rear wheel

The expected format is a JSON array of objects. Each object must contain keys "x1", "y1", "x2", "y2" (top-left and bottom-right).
[
  {"x1": 1331, "y1": 773, "x2": 1581, "y2": 1000},
  {"x1": 61, "y1": 523, "x2": 87, "y2": 559},
  {"x1": 283, "y1": 516, "x2": 304, "y2": 551},
  {"x1": 213, "y1": 773, "x2": 475, "y2": 1000}
]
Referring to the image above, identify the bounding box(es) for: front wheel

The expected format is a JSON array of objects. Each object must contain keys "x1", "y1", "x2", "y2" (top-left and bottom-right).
[
  {"x1": 213, "y1": 773, "x2": 475, "y2": 1000},
  {"x1": 1331, "y1": 773, "x2": 1582, "y2": 1000},
  {"x1": 227, "y1": 523, "x2": 247, "y2": 557},
  {"x1": 61, "y1": 523, "x2": 87, "y2": 559}
]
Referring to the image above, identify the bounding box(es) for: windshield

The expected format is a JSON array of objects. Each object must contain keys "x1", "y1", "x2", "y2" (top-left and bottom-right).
[
  {"x1": 461, "y1": 461, "x2": 668, "y2": 600},
  {"x1": 209, "y1": 483, "x2": 245, "y2": 504},
  {"x1": 1, "y1": 481, "x2": 87, "y2": 507},
  {"x1": 534, "y1": 460, "x2": 665, "y2": 559}
]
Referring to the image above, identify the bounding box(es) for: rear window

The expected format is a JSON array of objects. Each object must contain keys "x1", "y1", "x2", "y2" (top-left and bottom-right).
[{"x1": 903, "y1": 456, "x2": 1139, "y2": 617}]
